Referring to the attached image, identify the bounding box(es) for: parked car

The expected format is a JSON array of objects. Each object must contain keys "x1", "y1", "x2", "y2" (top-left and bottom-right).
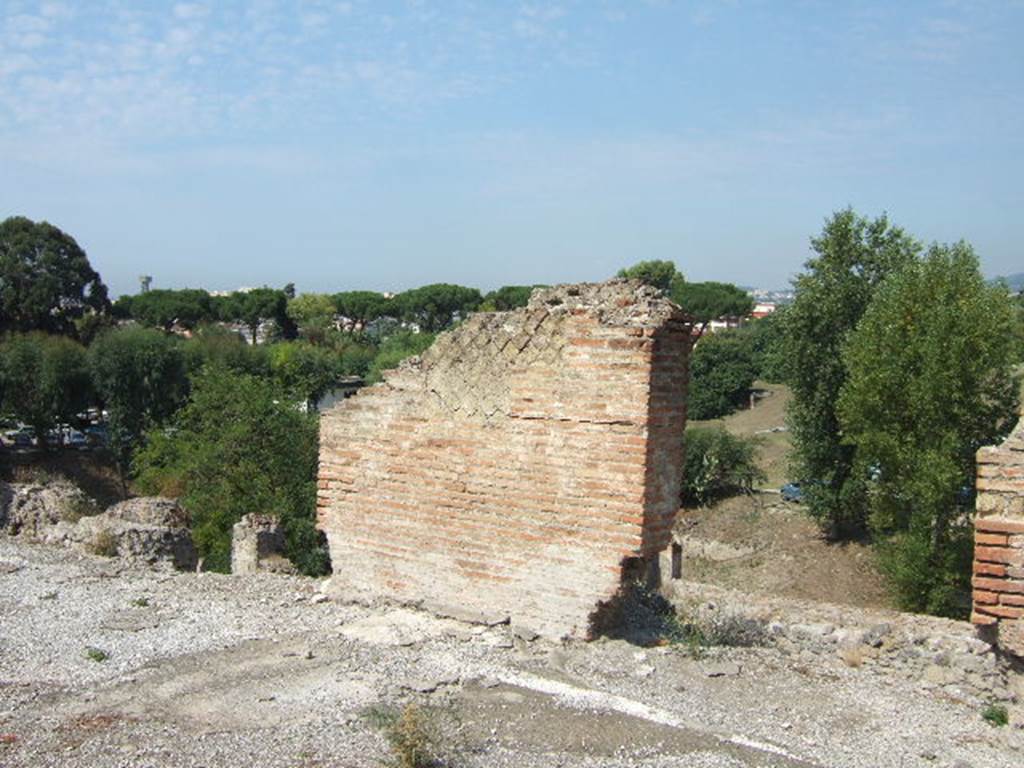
[
  {"x1": 84, "y1": 425, "x2": 109, "y2": 447},
  {"x1": 780, "y1": 482, "x2": 803, "y2": 503}
]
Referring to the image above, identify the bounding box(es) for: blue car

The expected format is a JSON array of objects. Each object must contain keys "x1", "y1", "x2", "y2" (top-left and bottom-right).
[{"x1": 780, "y1": 482, "x2": 803, "y2": 503}]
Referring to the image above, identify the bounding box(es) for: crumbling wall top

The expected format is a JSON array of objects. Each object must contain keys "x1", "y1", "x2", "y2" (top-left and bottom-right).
[{"x1": 525, "y1": 279, "x2": 688, "y2": 328}]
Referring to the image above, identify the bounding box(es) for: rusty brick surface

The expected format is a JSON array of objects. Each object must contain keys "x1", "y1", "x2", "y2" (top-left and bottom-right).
[
  {"x1": 317, "y1": 281, "x2": 692, "y2": 639},
  {"x1": 973, "y1": 417, "x2": 1024, "y2": 655}
]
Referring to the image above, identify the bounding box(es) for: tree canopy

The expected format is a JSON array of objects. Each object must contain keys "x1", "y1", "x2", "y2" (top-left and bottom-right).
[
  {"x1": 687, "y1": 329, "x2": 758, "y2": 420},
  {"x1": 671, "y1": 281, "x2": 754, "y2": 337},
  {"x1": 616, "y1": 260, "x2": 683, "y2": 293},
  {"x1": 838, "y1": 242, "x2": 1019, "y2": 616},
  {"x1": 480, "y1": 285, "x2": 542, "y2": 311},
  {"x1": 332, "y1": 291, "x2": 391, "y2": 329},
  {"x1": 391, "y1": 283, "x2": 481, "y2": 332},
  {"x1": 214, "y1": 287, "x2": 292, "y2": 343},
  {"x1": 0, "y1": 332, "x2": 92, "y2": 447},
  {"x1": 89, "y1": 326, "x2": 189, "y2": 490},
  {"x1": 783, "y1": 208, "x2": 921, "y2": 536},
  {"x1": 128, "y1": 288, "x2": 214, "y2": 331},
  {"x1": 0, "y1": 216, "x2": 110, "y2": 336}
]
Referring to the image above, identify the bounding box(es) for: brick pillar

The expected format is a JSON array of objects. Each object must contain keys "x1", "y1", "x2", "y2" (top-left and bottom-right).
[{"x1": 973, "y1": 421, "x2": 1024, "y2": 656}]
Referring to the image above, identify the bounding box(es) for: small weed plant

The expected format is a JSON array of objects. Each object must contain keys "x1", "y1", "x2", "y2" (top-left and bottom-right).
[
  {"x1": 982, "y1": 704, "x2": 1009, "y2": 727},
  {"x1": 85, "y1": 647, "x2": 109, "y2": 662},
  {"x1": 131, "y1": 597, "x2": 150, "y2": 608},
  {"x1": 363, "y1": 703, "x2": 453, "y2": 768}
]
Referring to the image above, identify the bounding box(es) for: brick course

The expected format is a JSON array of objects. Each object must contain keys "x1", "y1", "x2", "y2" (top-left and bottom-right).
[
  {"x1": 972, "y1": 419, "x2": 1024, "y2": 655},
  {"x1": 317, "y1": 281, "x2": 692, "y2": 639}
]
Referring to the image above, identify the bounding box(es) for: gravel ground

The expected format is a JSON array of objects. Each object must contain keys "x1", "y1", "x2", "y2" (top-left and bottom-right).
[{"x1": 1, "y1": 536, "x2": 1022, "y2": 768}]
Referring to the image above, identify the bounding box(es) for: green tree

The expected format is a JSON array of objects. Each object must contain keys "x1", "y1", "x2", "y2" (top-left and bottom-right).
[
  {"x1": 688, "y1": 329, "x2": 758, "y2": 420},
  {"x1": 332, "y1": 290, "x2": 391, "y2": 330},
  {"x1": 182, "y1": 324, "x2": 269, "y2": 378},
  {"x1": 391, "y1": 284, "x2": 481, "y2": 333},
  {"x1": 89, "y1": 327, "x2": 189, "y2": 491},
  {"x1": 267, "y1": 341, "x2": 340, "y2": 406},
  {"x1": 838, "y1": 243, "x2": 1019, "y2": 616},
  {"x1": 734, "y1": 309, "x2": 788, "y2": 384},
  {"x1": 129, "y1": 289, "x2": 214, "y2": 331},
  {"x1": 134, "y1": 366, "x2": 325, "y2": 575},
  {"x1": 214, "y1": 287, "x2": 291, "y2": 343},
  {"x1": 784, "y1": 209, "x2": 921, "y2": 536},
  {"x1": 480, "y1": 285, "x2": 543, "y2": 311},
  {"x1": 617, "y1": 260, "x2": 683, "y2": 292},
  {"x1": 286, "y1": 293, "x2": 337, "y2": 342},
  {"x1": 671, "y1": 281, "x2": 755, "y2": 339},
  {"x1": 0, "y1": 216, "x2": 110, "y2": 336},
  {"x1": 366, "y1": 330, "x2": 436, "y2": 383},
  {"x1": 0, "y1": 333, "x2": 92, "y2": 447}
]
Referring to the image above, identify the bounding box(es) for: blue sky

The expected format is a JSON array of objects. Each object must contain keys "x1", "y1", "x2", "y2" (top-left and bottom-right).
[{"x1": 1, "y1": 1, "x2": 1022, "y2": 297}]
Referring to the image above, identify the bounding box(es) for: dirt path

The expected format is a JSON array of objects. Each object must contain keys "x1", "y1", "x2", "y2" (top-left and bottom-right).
[{"x1": 1, "y1": 537, "x2": 1021, "y2": 767}]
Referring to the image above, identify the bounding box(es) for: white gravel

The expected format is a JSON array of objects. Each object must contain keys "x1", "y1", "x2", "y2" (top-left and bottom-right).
[{"x1": 1, "y1": 535, "x2": 1022, "y2": 767}]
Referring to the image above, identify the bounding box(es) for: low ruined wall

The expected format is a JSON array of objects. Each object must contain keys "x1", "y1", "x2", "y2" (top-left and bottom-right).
[
  {"x1": 231, "y1": 514, "x2": 290, "y2": 575},
  {"x1": 973, "y1": 420, "x2": 1024, "y2": 656},
  {"x1": 317, "y1": 281, "x2": 691, "y2": 639}
]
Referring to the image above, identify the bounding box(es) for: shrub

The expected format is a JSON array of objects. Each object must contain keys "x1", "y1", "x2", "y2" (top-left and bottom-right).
[
  {"x1": 84, "y1": 646, "x2": 109, "y2": 662},
  {"x1": 133, "y1": 366, "x2": 326, "y2": 575},
  {"x1": 683, "y1": 426, "x2": 765, "y2": 506},
  {"x1": 982, "y1": 704, "x2": 1009, "y2": 727},
  {"x1": 364, "y1": 704, "x2": 450, "y2": 768},
  {"x1": 366, "y1": 331, "x2": 436, "y2": 384}
]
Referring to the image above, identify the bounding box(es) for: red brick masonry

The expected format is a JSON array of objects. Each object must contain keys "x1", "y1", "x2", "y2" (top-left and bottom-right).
[
  {"x1": 317, "y1": 281, "x2": 692, "y2": 639},
  {"x1": 973, "y1": 425, "x2": 1024, "y2": 656}
]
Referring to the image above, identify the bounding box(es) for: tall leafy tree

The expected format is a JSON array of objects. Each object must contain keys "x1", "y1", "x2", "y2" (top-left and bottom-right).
[
  {"x1": 0, "y1": 333, "x2": 93, "y2": 447},
  {"x1": 134, "y1": 366, "x2": 324, "y2": 575},
  {"x1": 89, "y1": 327, "x2": 189, "y2": 492},
  {"x1": 0, "y1": 216, "x2": 110, "y2": 336},
  {"x1": 784, "y1": 209, "x2": 921, "y2": 536},
  {"x1": 392, "y1": 284, "x2": 481, "y2": 332},
  {"x1": 838, "y1": 243, "x2": 1018, "y2": 616}
]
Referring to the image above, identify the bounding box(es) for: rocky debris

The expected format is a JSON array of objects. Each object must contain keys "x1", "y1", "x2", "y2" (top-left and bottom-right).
[
  {"x1": 42, "y1": 497, "x2": 196, "y2": 570},
  {"x1": 104, "y1": 497, "x2": 190, "y2": 528},
  {"x1": 0, "y1": 480, "x2": 95, "y2": 537},
  {"x1": 1, "y1": 483, "x2": 197, "y2": 571},
  {"x1": 667, "y1": 580, "x2": 1021, "y2": 707}
]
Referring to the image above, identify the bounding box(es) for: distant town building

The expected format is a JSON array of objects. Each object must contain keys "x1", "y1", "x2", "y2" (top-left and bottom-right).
[{"x1": 752, "y1": 302, "x2": 777, "y2": 319}]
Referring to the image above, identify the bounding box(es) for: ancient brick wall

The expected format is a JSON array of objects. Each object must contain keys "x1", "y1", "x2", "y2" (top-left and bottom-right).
[
  {"x1": 317, "y1": 281, "x2": 691, "y2": 639},
  {"x1": 973, "y1": 419, "x2": 1024, "y2": 656}
]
